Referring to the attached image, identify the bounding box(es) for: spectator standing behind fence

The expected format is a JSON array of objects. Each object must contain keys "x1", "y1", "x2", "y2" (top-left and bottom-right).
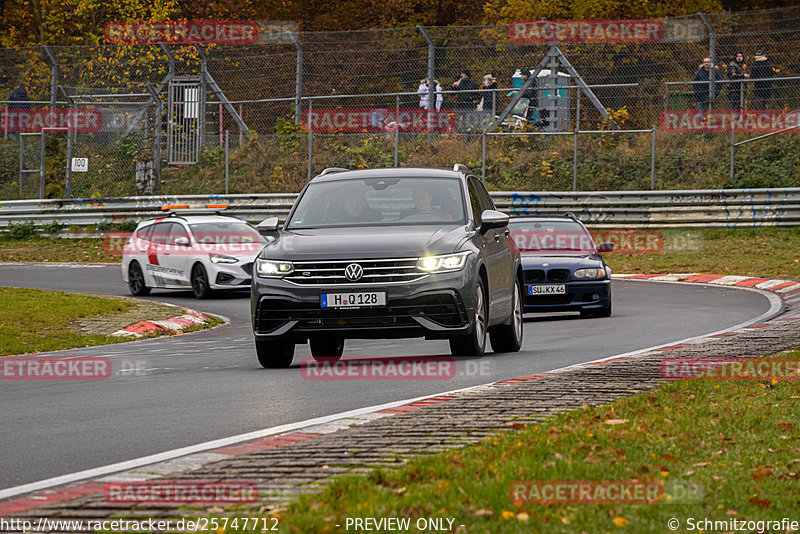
[
  {"x1": 750, "y1": 49, "x2": 774, "y2": 109},
  {"x1": 6, "y1": 83, "x2": 30, "y2": 140},
  {"x1": 517, "y1": 68, "x2": 540, "y2": 124},
  {"x1": 452, "y1": 68, "x2": 479, "y2": 131},
  {"x1": 726, "y1": 52, "x2": 749, "y2": 110},
  {"x1": 417, "y1": 77, "x2": 442, "y2": 111},
  {"x1": 478, "y1": 74, "x2": 498, "y2": 118},
  {"x1": 693, "y1": 58, "x2": 721, "y2": 115}
]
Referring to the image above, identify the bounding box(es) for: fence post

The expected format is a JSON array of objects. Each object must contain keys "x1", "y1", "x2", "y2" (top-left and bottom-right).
[
  {"x1": 42, "y1": 46, "x2": 58, "y2": 109},
  {"x1": 730, "y1": 121, "x2": 735, "y2": 181},
  {"x1": 146, "y1": 82, "x2": 162, "y2": 194},
  {"x1": 650, "y1": 124, "x2": 656, "y2": 190},
  {"x1": 307, "y1": 99, "x2": 313, "y2": 181},
  {"x1": 287, "y1": 31, "x2": 303, "y2": 124},
  {"x1": 481, "y1": 131, "x2": 486, "y2": 183},
  {"x1": 699, "y1": 13, "x2": 716, "y2": 110},
  {"x1": 65, "y1": 113, "x2": 73, "y2": 199},
  {"x1": 18, "y1": 134, "x2": 23, "y2": 198},
  {"x1": 225, "y1": 130, "x2": 230, "y2": 195},
  {"x1": 572, "y1": 129, "x2": 578, "y2": 191},
  {"x1": 39, "y1": 131, "x2": 45, "y2": 199},
  {"x1": 417, "y1": 25, "x2": 435, "y2": 145}
]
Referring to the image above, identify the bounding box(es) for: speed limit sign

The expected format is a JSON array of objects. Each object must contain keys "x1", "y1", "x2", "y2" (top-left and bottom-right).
[{"x1": 71, "y1": 158, "x2": 88, "y2": 172}]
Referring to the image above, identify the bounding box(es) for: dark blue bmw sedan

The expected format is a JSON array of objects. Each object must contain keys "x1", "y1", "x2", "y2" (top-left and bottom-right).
[{"x1": 508, "y1": 216, "x2": 613, "y2": 317}]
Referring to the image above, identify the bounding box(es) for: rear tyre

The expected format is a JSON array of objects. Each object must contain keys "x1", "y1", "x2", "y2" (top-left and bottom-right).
[
  {"x1": 128, "y1": 262, "x2": 151, "y2": 296},
  {"x1": 310, "y1": 338, "x2": 345, "y2": 362},
  {"x1": 191, "y1": 263, "x2": 214, "y2": 299},
  {"x1": 489, "y1": 278, "x2": 523, "y2": 353},
  {"x1": 255, "y1": 339, "x2": 295, "y2": 368},
  {"x1": 449, "y1": 281, "x2": 487, "y2": 357}
]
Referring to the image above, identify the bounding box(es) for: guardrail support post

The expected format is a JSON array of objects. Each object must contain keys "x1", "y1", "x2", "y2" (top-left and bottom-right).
[
  {"x1": 307, "y1": 99, "x2": 313, "y2": 181},
  {"x1": 650, "y1": 124, "x2": 656, "y2": 190}
]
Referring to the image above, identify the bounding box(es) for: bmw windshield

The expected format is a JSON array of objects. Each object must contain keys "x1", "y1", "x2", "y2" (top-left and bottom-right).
[{"x1": 286, "y1": 177, "x2": 466, "y2": 229}]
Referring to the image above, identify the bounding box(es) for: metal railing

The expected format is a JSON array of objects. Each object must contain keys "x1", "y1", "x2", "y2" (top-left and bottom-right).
[{"x1": 1, "y1": 188, "x2": 798, "y2": 231}]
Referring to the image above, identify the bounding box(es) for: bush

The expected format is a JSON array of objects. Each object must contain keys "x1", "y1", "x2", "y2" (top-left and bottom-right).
[
  {"x1": 6, "y1": 221, "x2": 36, "y2": 239},
  {"x1": 41, "y1": 221, "x2": 61, "y2": 235}
]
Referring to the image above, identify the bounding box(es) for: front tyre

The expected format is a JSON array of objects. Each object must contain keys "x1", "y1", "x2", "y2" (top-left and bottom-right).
[
  {"x1": 449, "y1": 281, "x2": 487, "y2": 357},
  {"x1": 489, "y1": 278, "x2": 523, "y2": 353},
  {"x1": 191, "y1": 263, "x2": 214, "y2": 299},
  {"x1": 255, "y1": 339, "x2": 295, "y2": 368},
  {"x1": 128, "y1": 261, "x2": 151, "y2": 296},
  {"x1": 310, "y1": 338, "x2": 344, "y2": 362}
]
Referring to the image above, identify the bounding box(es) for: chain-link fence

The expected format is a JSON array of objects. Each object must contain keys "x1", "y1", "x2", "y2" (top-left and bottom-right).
[{"x1": 1, "y1": 7, "x2": 799, "y2": 199}]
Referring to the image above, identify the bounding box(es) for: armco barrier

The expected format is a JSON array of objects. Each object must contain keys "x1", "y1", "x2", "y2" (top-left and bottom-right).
[{"x1": 1, "y1": 188, "x2": 799, "y2": 231}]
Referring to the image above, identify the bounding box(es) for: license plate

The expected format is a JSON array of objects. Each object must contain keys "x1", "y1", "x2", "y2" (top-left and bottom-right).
[
  {"x1": 321, "y1": 292, "x2": 386, "y2": 308},
  {"x1": 528, "y1": 285, "x2": 566, "y2": 295}
]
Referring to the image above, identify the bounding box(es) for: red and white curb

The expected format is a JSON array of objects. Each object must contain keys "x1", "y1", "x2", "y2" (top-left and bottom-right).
[
  {"x1": 1, "y1": 274, "x2": 797, "y2": 515},
  {"x1": 110, "y1": 309, "x2": 212, "y2": 338}
]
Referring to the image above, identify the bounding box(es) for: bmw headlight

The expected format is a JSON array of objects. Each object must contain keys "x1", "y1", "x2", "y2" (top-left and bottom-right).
[
  {"x1": 256, "y1": 259, "x2": 294, "y2": 277},
  {"x1": 209, "y1": 254, "x2": 239, "y2": 264},
  {"x1": 573, "y1": 268, "x2": 606, "y2": 279},
  {"x1": 416, "y1": 252, "x2": 470, "y2": 273}
]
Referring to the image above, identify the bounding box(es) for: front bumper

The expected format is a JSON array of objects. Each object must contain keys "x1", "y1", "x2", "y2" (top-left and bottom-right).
[
  {"x1": 251, "y1": 269, "x2": 477, "y2": 343},
  {"x1": 208, "y1": 261, "x2": 254, "y2": 289},
  {"x1": 523, "y1": 279, "x2": 610, "y2": 313}
]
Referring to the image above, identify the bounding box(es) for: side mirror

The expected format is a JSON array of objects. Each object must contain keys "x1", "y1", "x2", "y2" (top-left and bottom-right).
[
  {"x1": 257, "y1": 217, "x2": 280, "y2": 237},
  {"x1": 479, "y1": 209, "x2": 510, "y2": 233},
  {"x1": 174, "y1": 236, "x2": 190, "y2": 247},
  {"x1": 597, "y1": 242, "x2": 614, "y2": 253}
]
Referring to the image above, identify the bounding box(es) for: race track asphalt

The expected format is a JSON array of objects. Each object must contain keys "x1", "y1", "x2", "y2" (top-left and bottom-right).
[{"x1": 0, "y1": 263, "x2": 772, "y2": 489}]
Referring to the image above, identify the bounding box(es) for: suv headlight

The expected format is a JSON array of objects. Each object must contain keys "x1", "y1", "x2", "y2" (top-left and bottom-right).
[
  {"x1": 416, "y1": 252, "x2": 470, "y2": 273},
  {"x1": 573, "y1": 268, "x2": 606, "y2": 279},
  {"x1": 256, "y1": 259, "x2": 294, "y2": 277},
  {"x1": 209, "y1": 254, "x2": 239, "y2": 264}
]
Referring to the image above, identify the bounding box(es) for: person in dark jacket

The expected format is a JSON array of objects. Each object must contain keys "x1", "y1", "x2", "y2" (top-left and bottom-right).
[
  {"x1": 6, "y1": 83, "x2": 31, "y2": 140},
  {"x1": 479, "y1": 74, "x2": 498, "y2": 118},
  {"x1": 750, "y1": 50, "x2": 774, "y2": 109},
  {"x1": 693, "y1": 58, "x2": 722, "y2": 115},
  {"x1": 726, "y1": 52, "x2": 748, "y2": 110},
  {"x1": 452, "y1": 68, "x2": 479, "y2": 131}
]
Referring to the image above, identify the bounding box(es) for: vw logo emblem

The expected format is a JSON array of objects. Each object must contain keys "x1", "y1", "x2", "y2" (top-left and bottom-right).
[{"x1": 344, "y1": 263, "x2": 364, "y2": 281}]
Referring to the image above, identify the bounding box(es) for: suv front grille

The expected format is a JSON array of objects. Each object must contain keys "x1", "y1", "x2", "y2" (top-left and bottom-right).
[
  {"x1": 257, "y1": 294, "x2": 467, "y2": 333},
  {"x1": 284, "y1": 258, "x2": 425, "y2": 285}
]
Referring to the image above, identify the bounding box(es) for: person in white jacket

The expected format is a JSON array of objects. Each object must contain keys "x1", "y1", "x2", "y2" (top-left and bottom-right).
[{"x1": 417, "y1": 77, "x2": 443, "y2": 110}]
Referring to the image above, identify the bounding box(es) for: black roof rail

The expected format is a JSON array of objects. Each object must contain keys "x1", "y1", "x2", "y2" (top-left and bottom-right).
[
  {"x1": 452, "y1": 163, "x2": 471, "y2": 175},
  {"x1": 319, "y1": 167, "x2": 349, "y2": 176}
]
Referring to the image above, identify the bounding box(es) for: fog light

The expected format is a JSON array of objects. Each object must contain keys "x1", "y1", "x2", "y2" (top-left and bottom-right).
[{"x1": 592, "y1": 293, "x2": 600, "y2": 300}]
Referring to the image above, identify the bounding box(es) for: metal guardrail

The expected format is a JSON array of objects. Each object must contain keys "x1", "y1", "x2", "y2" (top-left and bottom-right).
[{"x1": 1, "y1": 189, "x2": 799, "y2": 231}]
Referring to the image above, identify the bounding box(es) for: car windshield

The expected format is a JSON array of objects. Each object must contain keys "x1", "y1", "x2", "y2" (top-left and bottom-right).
[
  {"x1": 286, "y1": 177, "x2": 466, "y2": 229},
  {"x1": 189, "y1": 222, "x2": 263, "y2": 245},
  {"x1": 509, "y1": 220, "x2": 596, "y2": 253}
]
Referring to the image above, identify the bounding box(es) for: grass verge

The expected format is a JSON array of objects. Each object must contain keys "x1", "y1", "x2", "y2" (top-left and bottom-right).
[
  {"x1": 273, "y1": 352, "x2": 800, "y2": 532},
  {"x1": 0, "y1": 237, "x2": 118, "y2": 263},
  {"x1": 0, "y1": 287, "x2": 218, "y2": 356}
]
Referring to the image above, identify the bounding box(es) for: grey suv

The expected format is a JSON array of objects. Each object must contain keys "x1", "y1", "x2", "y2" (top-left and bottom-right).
[{"x1": 250, "y1": 165, "x2": 523, "y2": 368}]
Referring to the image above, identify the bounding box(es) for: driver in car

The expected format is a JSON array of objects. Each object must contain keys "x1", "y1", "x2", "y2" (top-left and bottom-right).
[{"x1": 408, "y1": 184, "x2": 454, "y2": 221}]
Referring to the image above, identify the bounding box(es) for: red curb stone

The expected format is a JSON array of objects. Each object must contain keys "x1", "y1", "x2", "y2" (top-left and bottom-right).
[
  {"x1": 124, "y1": 321, "x2": 170, "y2": 334},
  {"x1": 711, "y1": 332, "x2": 739, "y2": 338},
  {"x1": 685, "y1": 274, "x2": 724, "y2": 283},
  {"x1": 0, "y1": 482, "x2": 105, "y2": 517},
  {"x1": 766, "y1": 282, "x2": 799, "y2": 292},
  {"x1": 212, "y1": 433, "x2": 321, "y2": 456},
  {"x1": 746, "y1": 323, "x2": 772, "y2": 329},
  {"x1": 784, "y1": 287, "x2": 800, "y2": 298},
  {"x1": 734, "y1": 278, "x2": 770, "y2": 287},
  {"x1": 657, "y1": 344, "x2": 692, "y2": 351}
]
